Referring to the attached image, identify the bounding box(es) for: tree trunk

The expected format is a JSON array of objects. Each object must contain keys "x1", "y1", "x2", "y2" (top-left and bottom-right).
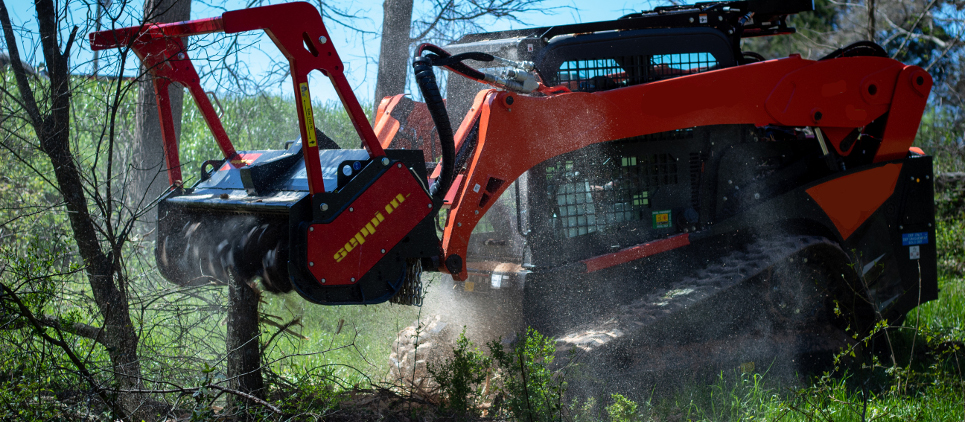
[
  {"x1": 227, "y1": 277, "x2": 265, "y2": 410},
  {"x1": 373, "y1": 0, "x2": 415, "y2": 108},
  {"x1": 133, "y1": 0, "x2": 191, "y2": 207},
  {"x1": 0, "y1": 0, "x2": 150, "y2": 418}
]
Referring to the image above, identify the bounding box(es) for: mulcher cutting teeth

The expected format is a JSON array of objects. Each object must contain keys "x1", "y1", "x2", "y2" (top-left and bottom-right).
[{"x1": 156, "y1": 208, "x2": 292, "y2": 292}]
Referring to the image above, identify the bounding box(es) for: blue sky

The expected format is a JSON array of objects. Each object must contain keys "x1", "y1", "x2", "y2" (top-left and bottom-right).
[{"x1": 2, "y1": 0, "x2": 664, "y2": 103}]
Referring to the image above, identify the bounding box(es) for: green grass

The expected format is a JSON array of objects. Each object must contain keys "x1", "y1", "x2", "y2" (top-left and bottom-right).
[{"x1": 259, "y1": 292, "x2": 421, "y2": 385}]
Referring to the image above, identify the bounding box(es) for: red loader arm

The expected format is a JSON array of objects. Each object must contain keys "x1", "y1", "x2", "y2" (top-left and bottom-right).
[{"x1": 90, "y1": 2, "x2": 384, "y2": 194}]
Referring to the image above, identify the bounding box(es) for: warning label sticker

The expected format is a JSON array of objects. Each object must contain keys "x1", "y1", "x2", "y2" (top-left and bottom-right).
[
  {"x1": 901, "y1": 232, "x2": 929, "y2": 246},
  {"x1": 299, "y1": 82, "x2": 317, "y2": 148},
  {"x1": 652, "y1": 210, "x2": 672, "y2": 229}
]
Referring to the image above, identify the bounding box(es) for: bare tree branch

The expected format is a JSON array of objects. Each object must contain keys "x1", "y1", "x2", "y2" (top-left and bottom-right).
[
  {"x1": 0, "y1": 0, "x2": 42, "y2": 128},
  {"x1": 0, "y1": 276, "x2": 120, "y2": 417},
  {"x1": 891, "y1": 0, "x2": 939, "y2": 58},
  {"x1": 119, "y1": 384, "x2": 282, "y2": 414}
]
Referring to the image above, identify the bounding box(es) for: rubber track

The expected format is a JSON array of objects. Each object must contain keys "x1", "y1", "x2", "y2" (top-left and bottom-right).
[
  {"x1": 551, "y1": 235, "x2": 856, "y2": 394},
  {"x1": 555, "y1": 236, "x2": 836, "y2": 353}
]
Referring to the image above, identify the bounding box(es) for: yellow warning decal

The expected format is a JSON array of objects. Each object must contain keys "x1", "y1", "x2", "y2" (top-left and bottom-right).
[
  {"x1": 652, "y1": 210, "x2": 672, "y2": 229},
  {"x1": 299, "y1": 82, "x2": 317, "y2": 147}
]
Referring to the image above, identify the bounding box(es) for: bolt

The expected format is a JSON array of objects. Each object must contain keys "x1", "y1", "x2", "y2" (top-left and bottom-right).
[
  {"x1": 427, "y1": 203, "x2": 432, "y2": 209},
  {"x1": 728, "y1": 180, "x2": 733, "y2": 184},
  {"x1": 457, "y1": 223, "x2": 462, "y2": 227},
  {"x1": 803, "y1": 258, "x2": 808, "y2": 263},
  {"x1": 689, "y1": 17, "x2": 694, "y2": 23},
  {"x1": 475, "y1": 210, "x2": 479, "y2": 215},
  {"x1": 928, "y1": 223, "x2": 932, "y2": 227},
  {"x1": 350, "y1": 277, "x2": 356, "y2": 282},
  {"x1": 911, "y1": 176, "x2": 915, "y2": 181},
  {"x1": 900, "y1": 225, "x2": 904, "y2": 230},
  {"x1": 320, "y1": 203, "x2": 329, "y2": 211},
  {"x1": 349, "y1": 207, "x2": 354, "y2": 212},
  {"x1": 754, "y1": 193, "x2": 760, "y2": 200},
  {"x1": 398, "y1": 163, "x2": 403, "y2": 168},
  {"x1": 318, "y1": 35, "x2": 328, "y2": 44},
  {"x1": 718, "y1": 15, "x2": 723, "y2": 21},
  {"x1": 310, "y1": 227, "x2": 314, "y2": 232},
  {"x1": 382, "y1": 157, "x2": 390, "y2": 166},
  {"x1": 723, "y1": 196, "x2": 728, "y2": 201},
  {"x1": 321, "y1": 279, "x2": 326, "y2": 283},
  {"x1": 926, "y1": 175, "x2": 930, "y2": 179},
  {"x1": 177, "y1": 52, "x2": 185, "y2": 59},
  {"x1": 309, "y1": 262, "x2": 314, "y2": 267},
  {"x1": 381, "y1": 249, "x2": 386, "y2": 254}
]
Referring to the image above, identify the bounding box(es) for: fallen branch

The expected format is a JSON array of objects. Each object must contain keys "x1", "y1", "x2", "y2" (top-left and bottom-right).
[{"x1": 119, "y1": 384, "x2": 282, "y2": 414}]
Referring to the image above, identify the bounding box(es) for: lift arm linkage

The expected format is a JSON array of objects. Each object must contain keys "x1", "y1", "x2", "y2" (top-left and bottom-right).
[{"x1": 90, "y1": 2, "x2": 383, "y2": 193}]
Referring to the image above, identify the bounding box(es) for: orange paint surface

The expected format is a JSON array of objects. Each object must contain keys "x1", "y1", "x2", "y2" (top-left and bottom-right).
[{"x1": 806, "y1": 163, "x2": 902, "y2": 240}]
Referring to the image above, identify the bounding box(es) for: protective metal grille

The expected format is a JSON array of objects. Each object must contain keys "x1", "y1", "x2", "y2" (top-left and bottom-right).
[
  {"x1": 650, "y1": 52, "x2": 718, "y2": 81},
  {"x1": 689, "y1": 151, "x2": 707, "y2": 211},
  {"x1": 546, "y1": 153, "x2": 678, "y2": 238},
  {"x1": 554, "y1": 53, "x2": 718, "y2": 92}
]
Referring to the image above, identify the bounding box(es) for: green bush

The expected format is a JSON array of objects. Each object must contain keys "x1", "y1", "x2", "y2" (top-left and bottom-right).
[
  {"x1": 429, "y1": 328, "x2": 492, "y2": 417},
  {"x1": 489, "y1": 327, "x2": 566, "y2": 422},
  {"x1": 606, "y1": 393, "x2": 645, "y2": 422}
]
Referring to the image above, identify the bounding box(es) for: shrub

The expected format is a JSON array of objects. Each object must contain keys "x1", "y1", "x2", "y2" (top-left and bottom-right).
[
  {"x1": 489, "y1": 327, "x2": 566, "y2": 422},
  {"x1": 428, "y1": 328, "x2": 492, "y2": 417}
]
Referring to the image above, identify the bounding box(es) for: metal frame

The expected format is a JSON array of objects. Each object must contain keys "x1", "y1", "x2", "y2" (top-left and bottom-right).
[{"x1": 90, "y1": 2, "x2": 383, "y2": 194}]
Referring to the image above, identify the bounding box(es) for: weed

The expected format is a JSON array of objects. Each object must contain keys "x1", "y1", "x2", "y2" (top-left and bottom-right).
[
  {"x1": 429, "y1": 328, "x2": 492, "y2": 417},
  {"x1": 489, "y1": 327, "x2": 566, "y2": 422},
  {"x1": 606, "y1": 393, "x2": 645, "y2": 422},
  {"x1": 568, "y1": 396, "x2": 597, "y2": 422}
]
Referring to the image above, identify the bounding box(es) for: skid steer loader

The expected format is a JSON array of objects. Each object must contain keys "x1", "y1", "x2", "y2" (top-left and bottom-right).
[{"x1": 92, "y1": 0, "x2": 937, "y2": 386}]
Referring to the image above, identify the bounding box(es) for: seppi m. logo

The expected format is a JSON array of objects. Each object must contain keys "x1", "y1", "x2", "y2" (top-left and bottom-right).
[{"x1": 333, "y1": 193, "x2": 409, "y2": 263}]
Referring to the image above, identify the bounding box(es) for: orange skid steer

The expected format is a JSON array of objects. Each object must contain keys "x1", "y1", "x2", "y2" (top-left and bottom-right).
[{"x1": 90, "y1": 0, "x2": 936, "y2": 339}]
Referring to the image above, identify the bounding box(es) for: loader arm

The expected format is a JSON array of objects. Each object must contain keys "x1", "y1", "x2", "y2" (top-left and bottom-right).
[{"x1": 399, "y1": 56, "x2": 931, "y2": 280}]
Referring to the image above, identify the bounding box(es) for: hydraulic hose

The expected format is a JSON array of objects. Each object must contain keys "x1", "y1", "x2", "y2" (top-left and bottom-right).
[
  {"x1": 416, "y1": 43, "x2": 488, "y2": 82},
  {"x1": 413, "y1": 55, "x2": 455, "y2": 200}
]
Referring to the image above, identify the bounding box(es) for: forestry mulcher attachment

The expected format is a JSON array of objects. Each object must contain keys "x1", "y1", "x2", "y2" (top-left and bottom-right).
[{"x1": 93, "y1": 0, "x2": 937, "y2": 376}]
